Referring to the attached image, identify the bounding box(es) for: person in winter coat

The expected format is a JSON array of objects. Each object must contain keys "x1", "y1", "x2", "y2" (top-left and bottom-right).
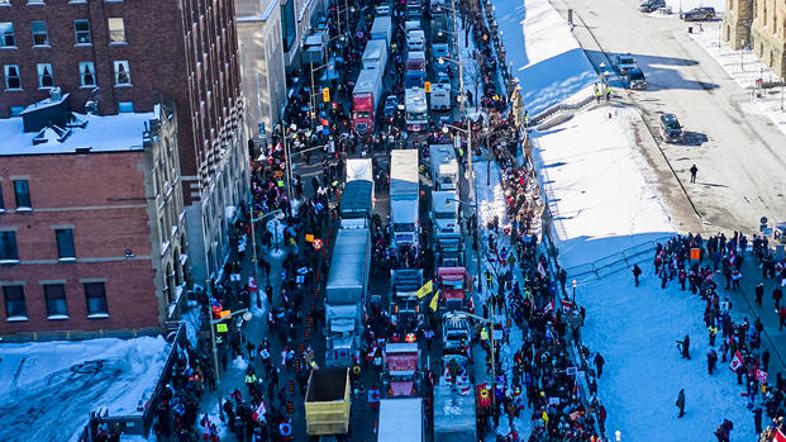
[
  {"x1": 753, "y1": 406, "x2": 763, "y2": 434},
  {"x1": 755, "y1": 282, "x2": 764, "y2": 307},
  {"x1": 594, "y1": 353, "x2": 606, "y2": 378},
  {"x1": 677, "y1": 334, "x2": 691, "y2": 359},
  {"x1": 632, "y1": 264, "x2": 642, "y2": 287},
  {"x1": 676, "y1": 389, "x2": 686, "y2": 418},
  {"x1": 707, "y1": 349, "x2": 718, "y2": 374}
]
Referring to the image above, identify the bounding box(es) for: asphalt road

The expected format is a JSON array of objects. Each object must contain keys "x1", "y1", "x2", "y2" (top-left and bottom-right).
[{"x1": 552, "y1": 0, "x2": 786, "y2": 233}]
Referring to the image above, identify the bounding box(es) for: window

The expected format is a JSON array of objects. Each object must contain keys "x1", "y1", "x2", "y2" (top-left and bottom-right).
[
  {"x1": 13, "y1": 179, "x2": 31, "y2": 209},
  {"x1": 31, "y1": 21, "x2": 49, "y2": 46},
  {"x1": 118, "y1": 101, "x2": 134, "y2": 113},
  {"x1": 113, "y1": 60, "x2": 131, "y2": 86},
  {"x1": 9, "y1": 106, "x2": 23, "y2": 116},
  {"x1": 84, "y1": 282, "x2": 108, "y2": 316},
  {"x1": 108, "y1": 17, "x2": 126, "y2": 43},
  {"x1": 4, "y1": 65, "x2": 21, "y2": 90},
  {"x1": 73, "y1": 19, "x2": 91, "y2": 45},
  {"x1": 79, "y1": 61, "x2": 95, "y2": 87},
  {"x1": 0, "y1": 22, "x2": 14, "y2": 47},
  {"x1": 0, "y1": 231, "x2": 18, "y2": 261},
  {"x1": 280, "y1": 0, "x2": 296, "y2": 52},
  {"x1": 44, "y1": 284, "x2": 68, "y2": 318},
  {"x1": 37, "y1": 63, "x2": 53, "y2": 89},
  {"x1": 55, "y1": 228, "x2": 75, "y2": 259},
  {"x1": 3, "y1": 286, "x2": 26, "y2": 320}
]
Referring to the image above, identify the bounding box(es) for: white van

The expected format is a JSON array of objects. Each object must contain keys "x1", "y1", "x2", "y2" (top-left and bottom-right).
[{"x1": 407, "y1": 30, "x2": 425, "y2": 52}]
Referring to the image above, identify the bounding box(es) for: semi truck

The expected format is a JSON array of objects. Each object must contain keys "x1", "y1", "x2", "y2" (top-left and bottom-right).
[
  {"x1": 341, "y1": 159, "x2": 374, "y2": 229},
  {"x1": 305, "y1": 368, "x2": 351, "y2": 438},
  {"x1": 370, "y1": 16, "x2": 393, "y2": 48},
  {"x1": 429, "y1": 144, "x2": 459, "y2": 192},
  {"x1": 382, "y1": 342, "x2": 421, "y2": 397},
  {"x1": 325, "y1": 228, "x2": 371, "y2": 367},
  {"x1": 437, "y1": 267, "x2": 469, "y2": 311},
  {"x1": 378, "y1": 398, "x2": 424, "y2": 442},
  {"x1": 405, "y1": 87, "x2": 428, "y2": 132},
  {"x1": 430, "y1": 71, "x2": 452, "y2": 111},
  {"x1": 390, "y1": 150, "x2": 420, "y2": 251},
  {"x1": 389, "y1": 268, "x2": 424, "y2": 332},
  {"x1": 433, "y1": 384, "x2": 477, "y2": 442},
  {"x1": 431, "y1": 191, "x2": 460, "y2": 240},
  {"x1": 362, "y1": 39, "x2": 388, "y2": 73},
  {"x1": 352, "y1": 63, "x2": 384, "y2": 134}
]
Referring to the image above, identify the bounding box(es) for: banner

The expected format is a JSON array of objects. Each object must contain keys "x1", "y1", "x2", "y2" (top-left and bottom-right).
[
  {"x1": 416, "y1": 280, "x2": 433, "y2": 299},
  {"x1": 429, "y1": 291, "x2": 439, "y2": 312},
  {"x1": 729, "y1": 350, "x2": 743, "y2": 372}
]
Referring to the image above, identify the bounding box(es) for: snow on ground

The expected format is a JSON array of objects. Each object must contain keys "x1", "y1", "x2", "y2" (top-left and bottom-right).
[
  {"x1": 494, "y1": 0, "x2": 597, "y2": 116},
  {"x1": 665, "y1": 0, "x2": 725, "y2": 12},
  {"x1": 0, "y1": 336, "x2": 169, "y2": 441},
  {"x1": 580, "y1": 270, "x2": 753, "y2": 440},
  {"x1": 688, "y1": 21, "x2": 786, "y2": 137},
  {"x1": 475, "y1": 159, "x2": 510, "y2": 232},
  {"x1": 532, "y1": 106, "x2": 674, "y2": 271}
]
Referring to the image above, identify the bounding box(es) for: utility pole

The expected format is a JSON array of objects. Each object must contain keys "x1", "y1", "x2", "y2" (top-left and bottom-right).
[{"x1": 281, "y1": 122, "x2": 294, "y2": 207}]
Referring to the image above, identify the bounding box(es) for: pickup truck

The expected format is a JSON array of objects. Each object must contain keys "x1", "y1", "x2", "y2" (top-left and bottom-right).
[
  {"x1": 305, "y1": 368, "x2": 351, "y2": 436},
  {"x1": 614, "y1": 54, "x2": 637, "y2": 76},
  {"x1": 681, "y1": 7, "x2": 716, "y2": 21},
  {"x1": 660, "y1": 113, "x2": 684, "y2": 143}
]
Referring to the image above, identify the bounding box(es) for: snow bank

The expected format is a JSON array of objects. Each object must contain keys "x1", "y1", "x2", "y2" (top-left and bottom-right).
[
  {"x1": 580, "y1": 270, "x2": 753, "y2": 440},
  {"x1": 533, "y1": 107, "x2": 674, "y2": 272},
  {"x1": 494, "y1": 0, "x2": 597, "y2": 116},
  {"x1": 665, "y1": 0, "x2": 725, "y2": 12},
  {"x1": 475, "y1": 160, "x2": 510, "y2": 232},
  {"x1": 0, "y1": 336, "x2": 170, "y2": 441}
]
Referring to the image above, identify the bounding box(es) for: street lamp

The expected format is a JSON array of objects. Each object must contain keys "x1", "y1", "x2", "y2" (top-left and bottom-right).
[
  {"x1": 740, "y1": 39, "x2": 745, "y2": 71},
  {"x1": 308, "y1": 59, "x2": 337, "y2": 127},
  {"x1": 207, "y1": 300, "x2": 253, "y2": 410},
  {"x1": 459, "y1": 311, "x2": 499, "y2": 409},
  {"x1": 615, "y1": 430, "x2": 622, "y2": 441},
  {"x1": 335, "y1": 2, "x2": 355, "y2": 38}
]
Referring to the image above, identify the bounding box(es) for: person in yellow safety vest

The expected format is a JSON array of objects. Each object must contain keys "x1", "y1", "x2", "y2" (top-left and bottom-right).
[
  {"x1": 480, "y1": 327, "x2": 489, "y2": 349},
  {"x1": 541, "y1": 409, "x2": 549, "y2": 425},
  {"x1": 244, "y1": 366, "x2": 257, "y2": 390},
  {"x1": 594, "y1": 83, "x2": 601, "y2": 104},
  {"x1": 604, "y1": 84, "x2": 612, "y2": 102},
  {"x1": 486, "y1": 270, "x2": 493, "y2": 292}
]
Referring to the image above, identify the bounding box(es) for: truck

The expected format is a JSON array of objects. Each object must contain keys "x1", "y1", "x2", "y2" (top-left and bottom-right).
[
  {"x1": 430, "y1": 71, "x2": 452, "y2": 111},
  {"x1": 431, "y1": 191, "x2": 460, "y2": 240},
  {"x1": 437, "y1": 267, "x2": 469, "y2": 311},
  {"x1": 341, "y1": 159, "x2": 374, "y2": 229},
  {"x1": 429, "y1": 144, "x2": 459, "y2": 191},
  {"x1": 433, "y1": 384, "x2": 477, "y2": 442},
  {"x1": 370, "y1": 16, "x2": 393, "y2": 48},
  {"x1": 390, "y1": 268, "x2": 424, "y2": 332},
  {"x1": 305, "y1": 368, "x2": 351, "y2": 437},
  {"x1": 405, "y1": 87, "x2": 428, "y2": 132},
  {"x1": 352, "y1": 63, "x2": 385, "y2": 134},
  {"x1": 382, "y1": 342, "x2": 421, "y2": 397},
  {"x1": 431, "y1": 15, "x2": 450, "y2": 61},
  {"x1": 362, "y1": 39, "x2": 388, "y2": 73},
  {"x1": 378, "y1": 398, "x2": 424, "y2": 442},
  {"x1": 302, "y1": 31, "x2": 328, "y2": 65},
  {"x1": 407, "y1": 29, "x2": 426, "y2": 52},
  {"x1": 406, "y1": 0, "x2": 423, "y2": 18},
  {"x1": 404, "y1": 51, "x2": 427, "y2": 89},
  {"x1": 390, "y1": 149, "x2": 420, "y2": 250},
  {"x1": 325, "y1": 228, "x2": 371, "y2": 366}
]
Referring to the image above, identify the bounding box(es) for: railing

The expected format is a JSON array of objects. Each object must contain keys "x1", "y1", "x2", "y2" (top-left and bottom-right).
[{"x1": 563, "y1": 234, "x2": 673, "y2": 282}]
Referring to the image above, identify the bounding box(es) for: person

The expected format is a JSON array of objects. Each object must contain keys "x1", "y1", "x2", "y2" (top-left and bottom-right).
[
  {"x1": 677, "y1": 334, "x2": 691, "y2": 359},
  {"x1": 753, "y1": 406, "x2": 763, "y2": 434},
  {"x1": 632, "y1": 264, "x2": 642, "y2": 287},
  {"x1": 707, "y1": 349, "x2": 717, "y2": 374},
  {"x1": 594, "y1": 83, "x2": 601, "y2": 103},
  {"x1": 594, "y1": 353, "x2": 605, "y2": 378},
  {"x1": 689, "y1": 164, "x2": 698, "y2": 183},
  {"x1": 773, "y1": 286, "x2": 783, "y2": 311},
  {"x1": 755, "y1": 282, "x2": 764, "y2": 307},
  {"x1": 676, "y1": 389, "x2": 686, "y2": 418}
]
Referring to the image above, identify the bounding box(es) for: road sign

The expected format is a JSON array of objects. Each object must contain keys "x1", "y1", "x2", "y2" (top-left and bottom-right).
[
  {"x1": 312, "y1": 238, "x2": 323, "y2": 250},
  {"x1": 690, "y1": 248, "x2": 701, "y2": 260},
  {"x1": 219, "y1": 310, "x2": 231, "y2": 319},
  {"x1": 216, "y1": 323, "x2": 228, "y2": 333},
  {"x1": 305, "y1": 233, "x2": 315, "y2": 243},
  {"x1": 322, "y1": 87, "x2": 330, "y2": 102},
  {"x1": 424, "y1": 81, "x2": 431, "y2": 93}
]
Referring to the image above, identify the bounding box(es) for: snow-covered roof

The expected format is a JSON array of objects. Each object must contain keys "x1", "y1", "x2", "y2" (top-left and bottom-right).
[{"x1": 0, "y1": 111, "x2": 155, "y2": 156}]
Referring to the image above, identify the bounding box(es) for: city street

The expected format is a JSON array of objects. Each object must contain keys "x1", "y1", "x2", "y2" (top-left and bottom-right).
[{"x1": 552, "y1": 0, "x2": 786, "y2": 233}]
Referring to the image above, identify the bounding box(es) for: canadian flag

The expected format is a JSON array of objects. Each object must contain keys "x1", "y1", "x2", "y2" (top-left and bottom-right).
[
  {"x1": 543, "y1": 300, "x2": 555, "y2": 314},
  {"x1": 248, "y1": 276, "x2": 258, "y2": 293},
  {"x1": 538, "y1": 261, "x2": 548, "y2": 277},
  {"x1": 775, "y1": 428, "x2": 786, "y2": 442},
  {"x1": 561, "y1": 299, "x2": 574, "y2": 312},
  {"x1": 729, "y1": 350, "x2": 744, "y2": 372}
]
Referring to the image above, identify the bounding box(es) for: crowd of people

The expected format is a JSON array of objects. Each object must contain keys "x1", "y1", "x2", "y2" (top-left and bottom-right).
[{"x1": 647, "y1": 232, "x2": 786, "y2": 441}]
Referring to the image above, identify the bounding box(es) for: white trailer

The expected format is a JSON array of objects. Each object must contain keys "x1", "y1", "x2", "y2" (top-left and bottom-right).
[
  {"x1": 405, "y1": 87, "x2": 428, "y2": 132},
  {"x1": 390, "y1": 150, "x2": 420, "y2": 249},
  {"x1": 378, "y1": 398, "x2": 424, "y2": 442},
  {"x1": 362, "y1": 39, "x2": 389, "y2": 73},
  {"x1": 370, "y1": 16, "x2": 393, "y2": 48},
  {"x1": 429, "y1": 144, "x2": 459, "y2": 192}
]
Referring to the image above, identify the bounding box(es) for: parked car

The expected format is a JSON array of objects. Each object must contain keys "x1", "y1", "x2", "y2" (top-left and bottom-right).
[
  {"x1": 640, "y1": 0, "x2": 665, "y2": 13},
  {"x1": 627, "y1": 67, "x2": 647, "y2": 90},
  {"x1": 660, "y1": 113, "x2": 683, "y2": 143},
  {"x1": 681, "y1": 7, "x2": 716, "y2": 21},
  {"x1": 614, "y1": 54, "x2": 638, "y2": 76}
]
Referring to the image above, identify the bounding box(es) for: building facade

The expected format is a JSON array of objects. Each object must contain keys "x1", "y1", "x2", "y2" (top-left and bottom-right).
[
  {"x1": 236, "y1": 0, "x2": 288, "y2": 140},
  {"x1": 0, "y1": 96, "x2": 184, "y2": 339},
  {"x1": 0, "y1": 0, "x2": 249, "y2": 289},
  {"x1": 724, "y1": 0, "x2": 786, "y2": 78}
]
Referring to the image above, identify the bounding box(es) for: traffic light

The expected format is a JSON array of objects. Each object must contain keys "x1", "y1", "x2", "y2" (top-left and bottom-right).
[
  {"x1": 322, "y1": 87, "x2": 330, "y2": 103},
  {"x1": 424, "y1": 81, "x2": 431, "y2": 93}
]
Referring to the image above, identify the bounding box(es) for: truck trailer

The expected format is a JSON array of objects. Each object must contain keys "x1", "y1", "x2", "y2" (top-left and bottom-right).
[{"x1": 390, "y1": 150, "x2": 420, "y2": 250}]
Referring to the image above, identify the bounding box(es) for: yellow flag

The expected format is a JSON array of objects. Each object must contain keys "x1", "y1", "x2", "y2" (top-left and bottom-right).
[
  {"x1": 429, "y1": 291, "x2": 439, "y2": 312},
  {"x1": 415, "y1": 280, "x2": 433, "y2": 299}
]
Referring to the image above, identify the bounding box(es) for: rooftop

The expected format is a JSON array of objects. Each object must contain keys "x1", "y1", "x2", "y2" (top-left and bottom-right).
[{"x1": 0, "y1": 111, "x2": 156, "y2": 157}]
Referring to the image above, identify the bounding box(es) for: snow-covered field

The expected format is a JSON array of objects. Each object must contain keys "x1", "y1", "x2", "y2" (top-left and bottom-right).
[
  {"x1": 580, "y1": 270, "x2": 754, "y2": 440},
  {"x1": 0, "y1": 336, "x2": 170, "y2": 441},
  {"x1": 688, "y1": 21, "x2": 786, "y2": 138},
  {"x1": 532, "y1": 107, "x2": 674, "y2": 272},
  {"x1": 494, "y1": 0, "x2": 597, "y2": 116}
]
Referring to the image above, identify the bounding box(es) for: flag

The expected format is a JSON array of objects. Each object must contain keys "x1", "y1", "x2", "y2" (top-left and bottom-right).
[
  {"x1": 416, "y1": 280, "x2": 433, "y2": 299},
  {"x1": 729, "y1": 350, "x2": 743, "y2": 372},
  {"x1": 561, "y1": 299, "x2": 574, "y2": 311},
  {"x1": 543, "y1": 300, "x2": 555, "y2": 314},
  {"x1": 756, "y1": 369, "x2": 768, "y2": 384},
  {"x1": 537, "y1": 261, "x2": 547, "y2": 277},
  {"x1": 775, "y1": 428, "x2": 786, "y2": 442},
  {"x1": 429, "y1": 291, "x2": 439, "y2": 312}
]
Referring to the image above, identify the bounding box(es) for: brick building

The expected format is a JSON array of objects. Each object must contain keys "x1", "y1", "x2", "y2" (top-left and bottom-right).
[
  {"x1": 0, "y1": 94, "x2": 185, "y2": 339},
  {"x1": 724, "y1": 0, "x2": 786, "y2": 78},
  {"x1": 0, "y1": 0, "x2": 248, "y2": 291}
]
